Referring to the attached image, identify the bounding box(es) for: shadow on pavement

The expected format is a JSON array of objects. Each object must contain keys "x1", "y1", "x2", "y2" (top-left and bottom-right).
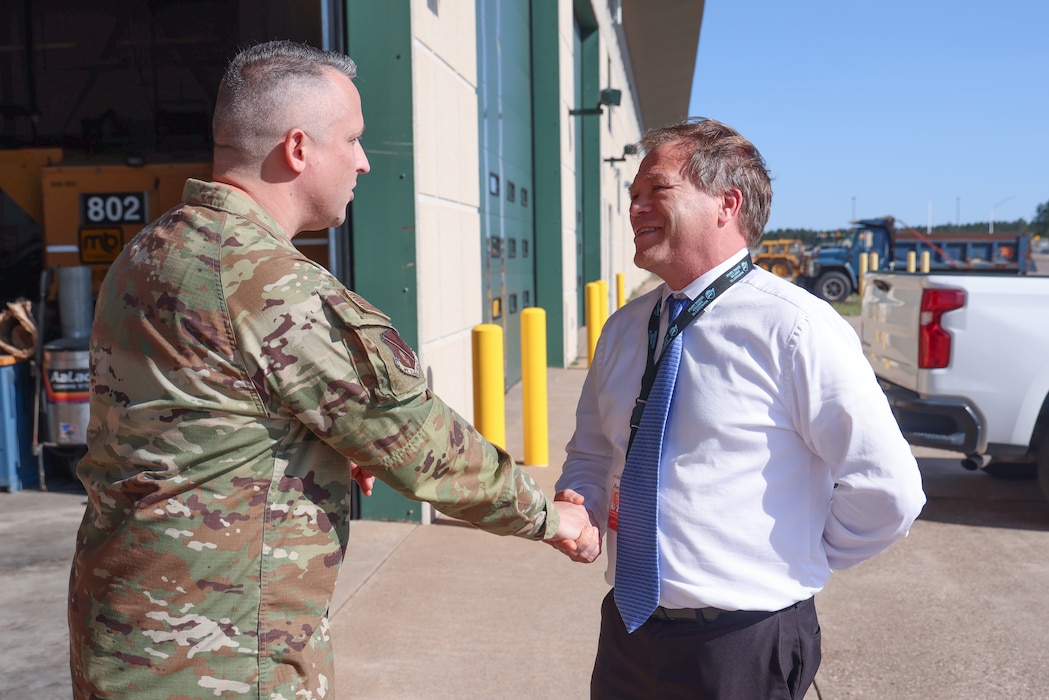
[{"x1": 914, "y1": 456, "x2": 1049, "y2": 531}]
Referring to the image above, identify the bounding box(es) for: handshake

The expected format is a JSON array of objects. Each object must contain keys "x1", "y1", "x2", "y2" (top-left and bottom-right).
[
  {"x1": 351, "y1": 462, "x2": 601, "y2": 562},
  {"x1": 548, "y1": 489, "x2": 602, "y2": 564}
]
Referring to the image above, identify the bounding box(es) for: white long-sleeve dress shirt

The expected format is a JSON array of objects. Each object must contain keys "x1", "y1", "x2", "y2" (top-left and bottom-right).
[{"x1": 558, "y1": 250, "x2": 926, "y2": 612}]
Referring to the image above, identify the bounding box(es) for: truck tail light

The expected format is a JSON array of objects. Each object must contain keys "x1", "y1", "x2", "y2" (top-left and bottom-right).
[{"x1": 918, "y1": 288, "x2": 965, "y2": 368}]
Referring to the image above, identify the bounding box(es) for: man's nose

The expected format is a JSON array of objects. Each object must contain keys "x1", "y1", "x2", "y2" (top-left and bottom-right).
[
  {"x1": 629, "y1": 194, "x2": 647, "y2": 215},
  {"x1": 357, "y1": 142, "x2": 371, "y2": 174}
]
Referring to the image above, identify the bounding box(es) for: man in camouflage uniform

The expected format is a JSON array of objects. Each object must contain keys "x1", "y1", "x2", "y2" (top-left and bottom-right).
[{"x1": 69, "y1": 40, "x2": 592, "y2": 699}]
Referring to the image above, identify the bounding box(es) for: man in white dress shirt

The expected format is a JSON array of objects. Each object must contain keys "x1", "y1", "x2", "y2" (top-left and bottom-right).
[{"x1": 551, "y1": 118, "x2": 926, "y2": 699}]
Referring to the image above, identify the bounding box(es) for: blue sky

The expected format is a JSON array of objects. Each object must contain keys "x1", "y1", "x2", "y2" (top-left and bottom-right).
[{"x1": 689, "y1": 0, "x2": 1048, "y2": 233}]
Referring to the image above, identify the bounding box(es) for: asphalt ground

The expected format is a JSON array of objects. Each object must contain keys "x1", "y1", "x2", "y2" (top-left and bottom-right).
[{"x1": 3, "y1": 293, "x2": 1049, "y2": 699}]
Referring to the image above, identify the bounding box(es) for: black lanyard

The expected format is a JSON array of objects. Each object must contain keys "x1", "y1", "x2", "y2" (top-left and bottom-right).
[{"x1": 626, "y1": 254, "x2": 753, "y2": 456}]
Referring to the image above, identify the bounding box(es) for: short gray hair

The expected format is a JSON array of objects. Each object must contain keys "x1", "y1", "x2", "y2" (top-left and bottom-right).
[{"x1": 213, "y1": 41, "x2": 358, "y2": 159}]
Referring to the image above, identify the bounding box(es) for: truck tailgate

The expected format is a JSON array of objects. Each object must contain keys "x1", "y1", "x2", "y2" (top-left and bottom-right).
[
  {"x1": 860, "y1": 273, "x2": 923, "y2": 391},
  {"x1": 861, "y1": 271, "x2": 1049, "y2": 452}
]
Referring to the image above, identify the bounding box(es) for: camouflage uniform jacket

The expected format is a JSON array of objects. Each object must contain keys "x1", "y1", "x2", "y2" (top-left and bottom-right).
[{"x1": 69, "y1": 179, "x2": 559, "y2": 699}]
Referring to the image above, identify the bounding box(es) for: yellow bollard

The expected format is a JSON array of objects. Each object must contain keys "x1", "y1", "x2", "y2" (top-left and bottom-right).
[
  {"x1": 585, "y1": 282, "x2": 602, "y2": 366},
  {"x1": 920, "y1": 251, "x2": 931, "y2": 272},
  {"x1": 521, "y1": 308, "x2": 548, "y2": 466},
  {"x1": 859, "y1": 252, "x2": 869, "y2": 299},
  {"x1": 598, "y1": 279, "x2": 609, "y2": 330},
  {"x1": 616, "y1": 272, "x2": 625, "y2": 309},
  {"x1": 471, "y1": 324, "x2": 505, "y2": 448},
  {"x1": 869, "y1": 251, "x2": 880, "y2": 271},
  {"x1": 907, "y1": 250, "x2": 917, "y2": 272}
]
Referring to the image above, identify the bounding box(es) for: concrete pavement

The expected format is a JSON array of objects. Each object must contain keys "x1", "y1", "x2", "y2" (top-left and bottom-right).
[{"x1": 329, "y1": 356, "x2": 608, "y2": 699}]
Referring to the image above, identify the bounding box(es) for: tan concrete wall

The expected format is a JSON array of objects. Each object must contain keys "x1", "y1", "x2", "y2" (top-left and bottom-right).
[
  {"x1": 411, "y1": 0, "x2": 482, "y2": 419},
  {"x1": 555, "y1": 2, "x2": 650, "y2": 364},
  {"x1": 593, "y1": 8, "x2": 652, "y2": 310},
  {"x1": 409, "y1": 0, "x2": 650, "y2": 415}
]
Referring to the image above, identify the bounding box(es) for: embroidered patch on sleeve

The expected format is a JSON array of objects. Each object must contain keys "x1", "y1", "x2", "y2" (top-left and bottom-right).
[{"x1": 381, "y1": 329, "x2": 421, "y2": 378}]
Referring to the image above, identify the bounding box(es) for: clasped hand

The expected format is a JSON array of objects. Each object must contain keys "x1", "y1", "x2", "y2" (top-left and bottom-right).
[
  {"x1": 548, "y1": 489, "x2": 602, "y2": 563},
  {"x1": 351, "y1": 462, "x2": 375, "y2": 496}
]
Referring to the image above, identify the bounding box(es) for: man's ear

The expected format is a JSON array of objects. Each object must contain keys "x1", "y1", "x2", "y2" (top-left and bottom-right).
[
  {"x1": 718, "y1": 188, "x2": 743, "y2": 225},
  {"x1": 282, "y1": 128, "x2": 308, "y2": 174}
]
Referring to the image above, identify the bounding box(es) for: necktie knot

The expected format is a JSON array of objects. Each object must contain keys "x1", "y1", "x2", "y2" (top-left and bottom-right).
[{"x1": 668, "y1": 295, "x2": 690, "y2": 322}]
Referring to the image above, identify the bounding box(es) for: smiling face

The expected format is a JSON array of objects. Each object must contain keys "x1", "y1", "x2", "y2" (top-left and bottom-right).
[{"x1": 629, "y1": 141, "x2": 726, "y2": 289}]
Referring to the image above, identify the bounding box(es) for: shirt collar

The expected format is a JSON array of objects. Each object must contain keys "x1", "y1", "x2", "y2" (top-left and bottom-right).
[
  {"x1": 183, "y1": 178, "x2": 291, "y2": 243},
  {"x1": 662, "y1": 247, "x2": 751, "y2": 307}
]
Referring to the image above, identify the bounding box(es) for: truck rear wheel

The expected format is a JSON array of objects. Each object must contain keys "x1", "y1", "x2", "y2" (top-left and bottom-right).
[{"x1": 815, "y1": 271, "x2": 851, "y2": 303}]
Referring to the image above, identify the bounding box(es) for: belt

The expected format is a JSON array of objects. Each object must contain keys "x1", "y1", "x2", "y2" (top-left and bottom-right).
[{"x1": 650, "y1": 606, "x2": 725, "y2": 622}]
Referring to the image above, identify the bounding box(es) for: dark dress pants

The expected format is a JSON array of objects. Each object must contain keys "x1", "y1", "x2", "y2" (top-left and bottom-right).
[{"x1": 591, "y1": 589, "x2": 821, "y2": 699}]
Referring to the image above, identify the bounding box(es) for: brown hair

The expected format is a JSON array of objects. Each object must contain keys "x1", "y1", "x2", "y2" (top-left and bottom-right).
[{"x1": 638, "y1": 118, "x2": 772, "y2": 246}]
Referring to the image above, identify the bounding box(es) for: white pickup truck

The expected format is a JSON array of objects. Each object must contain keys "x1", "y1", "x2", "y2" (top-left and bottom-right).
[{"x1": 860, "y1": 270, "x2": 1049, "y2": 501}]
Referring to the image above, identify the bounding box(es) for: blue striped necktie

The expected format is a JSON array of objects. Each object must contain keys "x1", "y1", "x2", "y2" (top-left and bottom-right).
[{"x1": 614, "y1": 295, "x2": 690, "y2": 633}]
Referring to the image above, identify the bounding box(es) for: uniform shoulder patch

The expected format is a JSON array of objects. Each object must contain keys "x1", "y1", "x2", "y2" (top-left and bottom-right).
[{"x1": 381, "y1": 328, "x2": 421, "y2": 378}]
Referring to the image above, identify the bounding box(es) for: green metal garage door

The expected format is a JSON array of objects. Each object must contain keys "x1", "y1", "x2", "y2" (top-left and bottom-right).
[{"x1": 478, "y1": 0, "x2": 535, "y2": 388}]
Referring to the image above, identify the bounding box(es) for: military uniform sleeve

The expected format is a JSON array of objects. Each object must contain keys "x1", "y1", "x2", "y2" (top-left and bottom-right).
[{"x1": 227, "y1": 255, "x2": 558, "y2": 540}]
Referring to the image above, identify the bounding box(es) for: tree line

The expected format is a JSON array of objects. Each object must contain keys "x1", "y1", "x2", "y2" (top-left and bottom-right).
[{"x1": 765, "y1": 200, "x2": 1049, "y2": 242}]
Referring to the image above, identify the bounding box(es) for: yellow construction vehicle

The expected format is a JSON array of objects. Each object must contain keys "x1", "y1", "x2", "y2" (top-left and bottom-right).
[{"x1": 753, "y1": 238, "x2": 804, "y2": 279}]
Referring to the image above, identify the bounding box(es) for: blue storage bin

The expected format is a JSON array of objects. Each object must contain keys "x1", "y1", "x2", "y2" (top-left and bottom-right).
[{"x1": 0, "y1": 359, "x2": 37, "y2": 491}]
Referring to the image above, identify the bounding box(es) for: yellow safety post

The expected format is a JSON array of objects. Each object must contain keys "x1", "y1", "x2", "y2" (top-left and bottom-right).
[
  {"x1": 869, "y1": 251, "x2": 880, "y2": 272},
  {"x1": 598, "y1": 279, "x2": 609, "y2": 330},
  {"x1": 907, "y1": 250, "x2": 917, "y2": 272},
  {"x1": 585, "y1": 281, "x2": 602, "y2": 366},
  {"x1": 616, "y1": 272, "x2": 626, "y2": 309},
  {"x1": 471, "y1": 324, "x2": 505, "y2": 448},
  {"x1": 859, "y1": 252, "x2": 869, "y2": 299},
  {"x1": 920, "y1": 251, "x2": 931, "y2": 272},
  {"x1": 521, "y1": 308, "x2": 548, "y2": 466}
]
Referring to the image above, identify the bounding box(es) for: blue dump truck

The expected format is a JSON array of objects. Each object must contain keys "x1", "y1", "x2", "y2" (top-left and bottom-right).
[{"x1": 797, "y1": 216, "x2": 1035, "y2": 302}]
